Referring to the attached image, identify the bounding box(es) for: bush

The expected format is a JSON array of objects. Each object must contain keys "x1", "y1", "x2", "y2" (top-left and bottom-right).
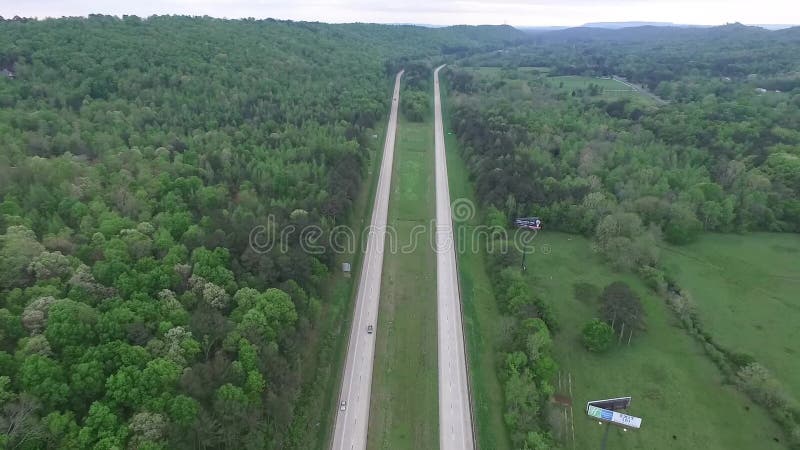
[
  {"x1": 401, "y1": 90, "x2": 429, "y2": 122},
  {"x1": 736, "y1": 363, "x2": 791, "y2": 410},
  {"x1": 581, "y1": 319, "x2": 614, "y2": 353},
  {"x1": 485, "y1": 205, "x2": 507, "y2": 229},
  {"x1": 638, "y1": 265, "x2": 667, "y2": 294},
  {"x1": 728, "y1": 352, "x2": 757, "y2": 370}
]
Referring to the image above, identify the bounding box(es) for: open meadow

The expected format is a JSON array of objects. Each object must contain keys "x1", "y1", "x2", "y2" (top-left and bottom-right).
[
  {"x1": 523, "y1": 232, "x2": 785, "y2": 449},
  {"x1": 661, "y1": 233, "x2": 800, "y2": 399},
  {"x1": 547, "y1": 75, "x2": 659, "y2": 104}
]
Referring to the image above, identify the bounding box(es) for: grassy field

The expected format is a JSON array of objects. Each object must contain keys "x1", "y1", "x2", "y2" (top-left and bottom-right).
[
  {"x1": 547, "y1": 75, "x2": 660, "y2": 105},
  {"x1": 466, "y1": 66, "x2": 549, "y2": 75},
  {"x1": 518, "y1": 66, "x2": 552, "y2": 74},
  {"x1": 460, "y1": 68, "x2": 658, "y2": 107},
  {"x1": 661, "y1": 233, "x2": 800, "y2": 399},
  {"x1": 366, "y1": 112, "x2": 439, "y2": 449},
  {"x1": 441, "y1": 80, "x2": 512, "y2": 450},
  {"x1": 523, "y1": 232, "x2": 785, "y2": 450},
  {"x1": 549, "y1": 75, "x2": 631, "y2": 91}
]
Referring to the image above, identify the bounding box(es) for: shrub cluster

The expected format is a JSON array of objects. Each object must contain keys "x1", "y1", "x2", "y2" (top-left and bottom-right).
[{"x1": 487, "y1": 243, "x2": 558, "y2": 449}]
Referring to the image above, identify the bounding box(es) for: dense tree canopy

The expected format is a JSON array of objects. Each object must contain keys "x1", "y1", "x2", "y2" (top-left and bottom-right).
[
  {"x1": 466, "y1": 23, "x2": 800, "y2": 93},
  {"x1": 0, "y1": 16, "x2": 522, "y2": 449},
  {"x1": 447, "y1": 48, "x2": 800, "y2": 250}
]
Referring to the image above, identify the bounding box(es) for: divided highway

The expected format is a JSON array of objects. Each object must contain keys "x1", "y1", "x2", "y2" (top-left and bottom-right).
[
  {"x1": 434, "y1": 65, "x2": 476, "y2": 450},
  {"x1": 331, "y1": 70, "x2": 403, "y2": 450}
]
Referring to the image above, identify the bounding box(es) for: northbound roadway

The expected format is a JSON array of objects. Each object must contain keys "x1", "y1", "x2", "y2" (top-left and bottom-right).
[
  {"x1": 434, "y1": 64, "x2": 475, "y2": 450},
  {"x1": 331, "y1": 70, "x2": 403, "y2": 450}
]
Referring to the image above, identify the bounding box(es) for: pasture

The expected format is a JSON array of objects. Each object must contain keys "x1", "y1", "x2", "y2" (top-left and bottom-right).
[
  {"x1": 547, "y1": 75, "x2": 660, "y2": 104},
  {"x1": 523, "y1": 232, "x2": 785, "y2": 449},
  {"x1": 661, "y1": 233, "x2": 800, "y2": 399}
]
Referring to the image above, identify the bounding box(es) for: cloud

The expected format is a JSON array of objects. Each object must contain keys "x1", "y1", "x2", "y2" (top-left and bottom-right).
[{"x1": 3, "y1": 0, "x2": 798, "y2": 26}]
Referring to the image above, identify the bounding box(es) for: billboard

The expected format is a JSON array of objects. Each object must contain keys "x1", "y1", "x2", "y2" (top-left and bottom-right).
[
  {"x1": 587, "y1": 396, "x2": 631, "y2": 412},
  {"x1": 587, "y1": 405, "x2": 642, "y2": 429}
]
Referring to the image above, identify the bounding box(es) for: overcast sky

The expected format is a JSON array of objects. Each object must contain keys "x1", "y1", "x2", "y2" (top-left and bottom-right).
[{"x1": 3, "y1": 0, "x2": 799, "y2": 27}]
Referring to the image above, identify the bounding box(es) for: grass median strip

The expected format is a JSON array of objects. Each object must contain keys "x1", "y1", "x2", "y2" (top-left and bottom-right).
[{"x1": 367, "y1": 113, "x2": 439, "y2": 450}]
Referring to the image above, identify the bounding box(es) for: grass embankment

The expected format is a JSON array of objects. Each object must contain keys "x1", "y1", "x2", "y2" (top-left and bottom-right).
[
  {"x1": 441, "y1": 80, "x2": 512, "y2": 450},
  {"x1": 524, "y1": 232, "x2": 784, "y2": 449},
  {"x1": 661, "y1": 233, "x2": 800, "y2": 399},
  {"x1": 367, "y1": 112, "x2": 439, "y2": 449},
  {"x1": 288, "y1": 114, "x2": 390, "y2": 447}
]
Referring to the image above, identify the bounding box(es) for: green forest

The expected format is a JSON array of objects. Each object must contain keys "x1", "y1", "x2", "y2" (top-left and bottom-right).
[
  {"x1": 448, "y1": 33, "x2": 800, "y2": 247},
  {"x1": 0, "y1": 16, "x2": 522, "y2": 449}
]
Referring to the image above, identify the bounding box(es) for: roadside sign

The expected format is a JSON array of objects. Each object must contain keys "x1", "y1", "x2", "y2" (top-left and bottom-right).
[
  {"x1": 587, "y1": 396, "x2": 631, "y2": 412},
  {"x1": 587, "y1": 405, "x2": 642, "y2": 429}
]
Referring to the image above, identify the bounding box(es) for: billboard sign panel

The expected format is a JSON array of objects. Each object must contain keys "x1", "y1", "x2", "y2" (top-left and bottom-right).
[
  {"x1": 587, "y1": 396, "x2": 631, "y2": 412},
  {"x1": 587, "y1": 405, "x2": 642, "y2": 429}
]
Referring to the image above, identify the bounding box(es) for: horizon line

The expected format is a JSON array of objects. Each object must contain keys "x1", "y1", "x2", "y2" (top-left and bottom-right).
[{"x1": 1, "y1": 13, "x2": 797, "y2": 30}]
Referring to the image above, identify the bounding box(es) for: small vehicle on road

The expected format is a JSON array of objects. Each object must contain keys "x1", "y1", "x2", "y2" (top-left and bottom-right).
[
  {"x1": 339, "y1": 400, "x2": 347, "y2": 411},
  {"x1": 367, "y1": 325, "x2": 374, "y2": 334}
]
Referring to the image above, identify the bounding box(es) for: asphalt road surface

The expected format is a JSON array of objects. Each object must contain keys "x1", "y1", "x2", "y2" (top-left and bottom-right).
[
  {"x1": 433, "y1": 65, "x2": 475, "y2": 450},
  {"x1": 331, "y1": 70, "x2": 403, "y2": 450}
]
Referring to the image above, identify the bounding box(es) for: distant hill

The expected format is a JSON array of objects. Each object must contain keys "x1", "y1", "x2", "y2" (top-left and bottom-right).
[
  {"x1": 572, "y1": 21, "x2": 795, "y2": 31},
  {"x1": 752, "y1": 24, "x2": 798, "y2": 30},
  {"x1": 516, "y1": 26, "x2": 570, "y2": 32},
  {"x1": 440, "y1": 24, "x2": 529, "y2": 45},
  {"x1": 534, "y1": 22, "x2": 784, "y2": 42},
  {"x1": 581, "y1": 21, "x2": 685, "y2": 29},
  {"x1": 774, "y1": 25, "x2": 800, "y2": 39}
]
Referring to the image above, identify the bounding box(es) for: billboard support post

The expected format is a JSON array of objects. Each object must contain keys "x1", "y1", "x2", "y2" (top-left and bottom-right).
[{"x1": 600, "y1": 422, "x2": 611, "y2": 450}]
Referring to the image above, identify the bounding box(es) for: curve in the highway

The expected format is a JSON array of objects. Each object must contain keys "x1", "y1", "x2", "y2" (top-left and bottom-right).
[
  {"x1": 434, "y1": 64, "x2": 476, "y2": 450},
  {"x1": 331, "y1": 70, "x2": 404, "y2": 450}
]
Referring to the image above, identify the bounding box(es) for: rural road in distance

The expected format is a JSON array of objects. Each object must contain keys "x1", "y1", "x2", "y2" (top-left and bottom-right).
[
  {"x1": 331, "y1": 70, "x2": 403, "y2": 450},
  {"x1": 434, "y1": 64, "x2": 476, "y2": 450}
]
